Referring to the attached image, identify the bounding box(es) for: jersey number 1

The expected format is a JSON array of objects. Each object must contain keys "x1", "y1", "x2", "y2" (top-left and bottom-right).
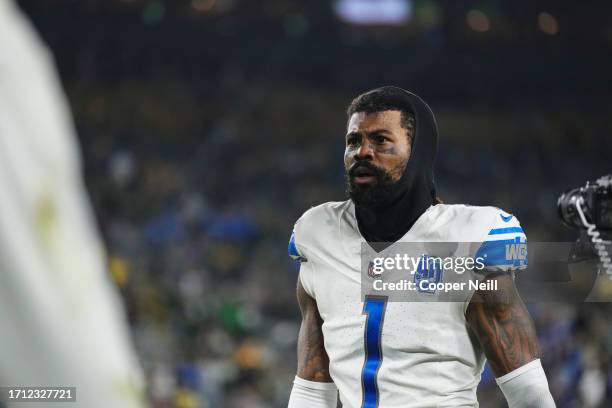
[{"x1": 361, "y1": 295, "x2": 388, "y2": 408}]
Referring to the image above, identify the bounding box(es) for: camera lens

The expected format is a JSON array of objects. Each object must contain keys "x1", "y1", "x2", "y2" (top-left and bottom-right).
[{"x1": 558, "y1": 188, "x2": 584, "y2": 228}]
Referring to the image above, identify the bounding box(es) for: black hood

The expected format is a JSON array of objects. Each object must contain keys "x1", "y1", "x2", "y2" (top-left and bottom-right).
[{"x1": 354, "y1": 87, "x2": 439, "y2": 246}]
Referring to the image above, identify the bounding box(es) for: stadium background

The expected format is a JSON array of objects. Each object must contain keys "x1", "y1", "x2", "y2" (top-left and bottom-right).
[{"x1": 17, "y1": 0, "x2": 612, "y2": 406}]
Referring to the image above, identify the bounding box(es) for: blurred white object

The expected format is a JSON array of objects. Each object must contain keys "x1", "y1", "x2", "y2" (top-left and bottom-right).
[
  {"x1": 579, "y1": 367, "x2": 606, "y2": 408},
  {"x1": 334, "y1": 0, "x2": 412, "y2": 26},
  {"x1": 109, "y1": 150, "x2": 136, "y2": 187},
  {"x1": 0, "y1": 1, "x2": 146, "y2": 407}
]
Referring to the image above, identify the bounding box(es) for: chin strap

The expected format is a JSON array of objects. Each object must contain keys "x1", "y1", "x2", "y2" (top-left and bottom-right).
[{"x1": 575, "y1": 197, "x2": 612, "y2": 278}]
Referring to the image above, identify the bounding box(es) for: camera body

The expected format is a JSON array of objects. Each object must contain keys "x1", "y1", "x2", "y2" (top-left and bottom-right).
[{"x1": 558, "y1": 175, "x2": 612, "y2": 231}]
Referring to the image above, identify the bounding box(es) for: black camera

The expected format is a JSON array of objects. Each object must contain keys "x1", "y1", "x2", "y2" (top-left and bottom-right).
[{"x1": 558, "y1": 175, "x2": 612, "y2": 231}]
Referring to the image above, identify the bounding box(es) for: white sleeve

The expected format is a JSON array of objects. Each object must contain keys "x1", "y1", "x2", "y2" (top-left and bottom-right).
[
  {"x1": 288, "y1": 376, "x2": 338, "y2": 408},
  {"x1": 298, "y1": 261, "x2": 316, "y2": 299},
  {"x1": 496, "y1": 359, "x2": 556, "y2": 408}
]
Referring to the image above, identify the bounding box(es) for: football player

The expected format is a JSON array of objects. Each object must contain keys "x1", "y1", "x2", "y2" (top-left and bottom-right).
[{"x1": 287, "y1": 87, "x2": 555, "y2": 407}]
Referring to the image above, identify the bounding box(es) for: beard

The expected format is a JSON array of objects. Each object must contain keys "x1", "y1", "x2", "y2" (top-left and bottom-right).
[{"x1": 345, "y1": 161, "x2": 399, "y2": 208}]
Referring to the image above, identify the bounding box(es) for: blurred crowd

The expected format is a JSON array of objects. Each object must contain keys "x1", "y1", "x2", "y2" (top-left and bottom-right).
[{"x1": 19, "y1": 0, "x2": 612, "y2": 407}]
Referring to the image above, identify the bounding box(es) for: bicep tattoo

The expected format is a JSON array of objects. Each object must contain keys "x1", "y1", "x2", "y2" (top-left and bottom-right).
[
  {"x1": 296, "y1": 280, "x2": 332, "y2": 382},
  {"x1": 466, "y1": 273, "x2": 540, "y2": 377}
]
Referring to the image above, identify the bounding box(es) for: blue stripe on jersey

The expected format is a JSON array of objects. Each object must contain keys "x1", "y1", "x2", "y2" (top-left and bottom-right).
[
  {"x1": 362, "y1": 296, "x2": 387, "y2": 408},
  {"x1": 288, "y1": 232, "x2": 301, "y2": 261},
  {"x1": 488, "y1": 227, "x2": 524, "y2": 235}
]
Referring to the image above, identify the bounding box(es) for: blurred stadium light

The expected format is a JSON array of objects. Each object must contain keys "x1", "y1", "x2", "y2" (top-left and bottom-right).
[
  {"x1": 333, "y1": 0, "x2": 413, "y2": 25},
  {"x1": 538, "y1": 12, "x2": 559, "y2": 35},
  {"x1": 466, "y1": 9, "x2": 490, "y2": 32}
]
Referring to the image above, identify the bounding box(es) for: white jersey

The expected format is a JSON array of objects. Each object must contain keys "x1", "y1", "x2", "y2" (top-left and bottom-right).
[
  {"x1": 289, "y1": 200, "x2": 527, "y2": 408},
  {"x1": 0, "y1": 2, "x2": 145, "y2": 407}
]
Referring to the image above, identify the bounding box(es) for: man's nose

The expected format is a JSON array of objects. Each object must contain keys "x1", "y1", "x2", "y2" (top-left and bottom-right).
[{"x1": 355, "y1": 141, "x2": 374, "y2": 160}]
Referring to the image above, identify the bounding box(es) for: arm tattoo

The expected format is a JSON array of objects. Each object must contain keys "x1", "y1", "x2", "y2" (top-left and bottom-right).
[
  {"x1": 296, "y1": 280, "x2": 332, "y2": 382},
  {"x1": 466, "y1": 273, "x2": 540, "y2": 377}
]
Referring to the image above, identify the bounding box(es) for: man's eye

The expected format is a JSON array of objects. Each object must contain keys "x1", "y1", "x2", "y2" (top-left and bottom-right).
[
  {"x1": 374, "y1": 135, "x2": 387, "y2": 143},
  {"x1": 347, "y1": 137, "x2": 359, "y2": 146}
]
